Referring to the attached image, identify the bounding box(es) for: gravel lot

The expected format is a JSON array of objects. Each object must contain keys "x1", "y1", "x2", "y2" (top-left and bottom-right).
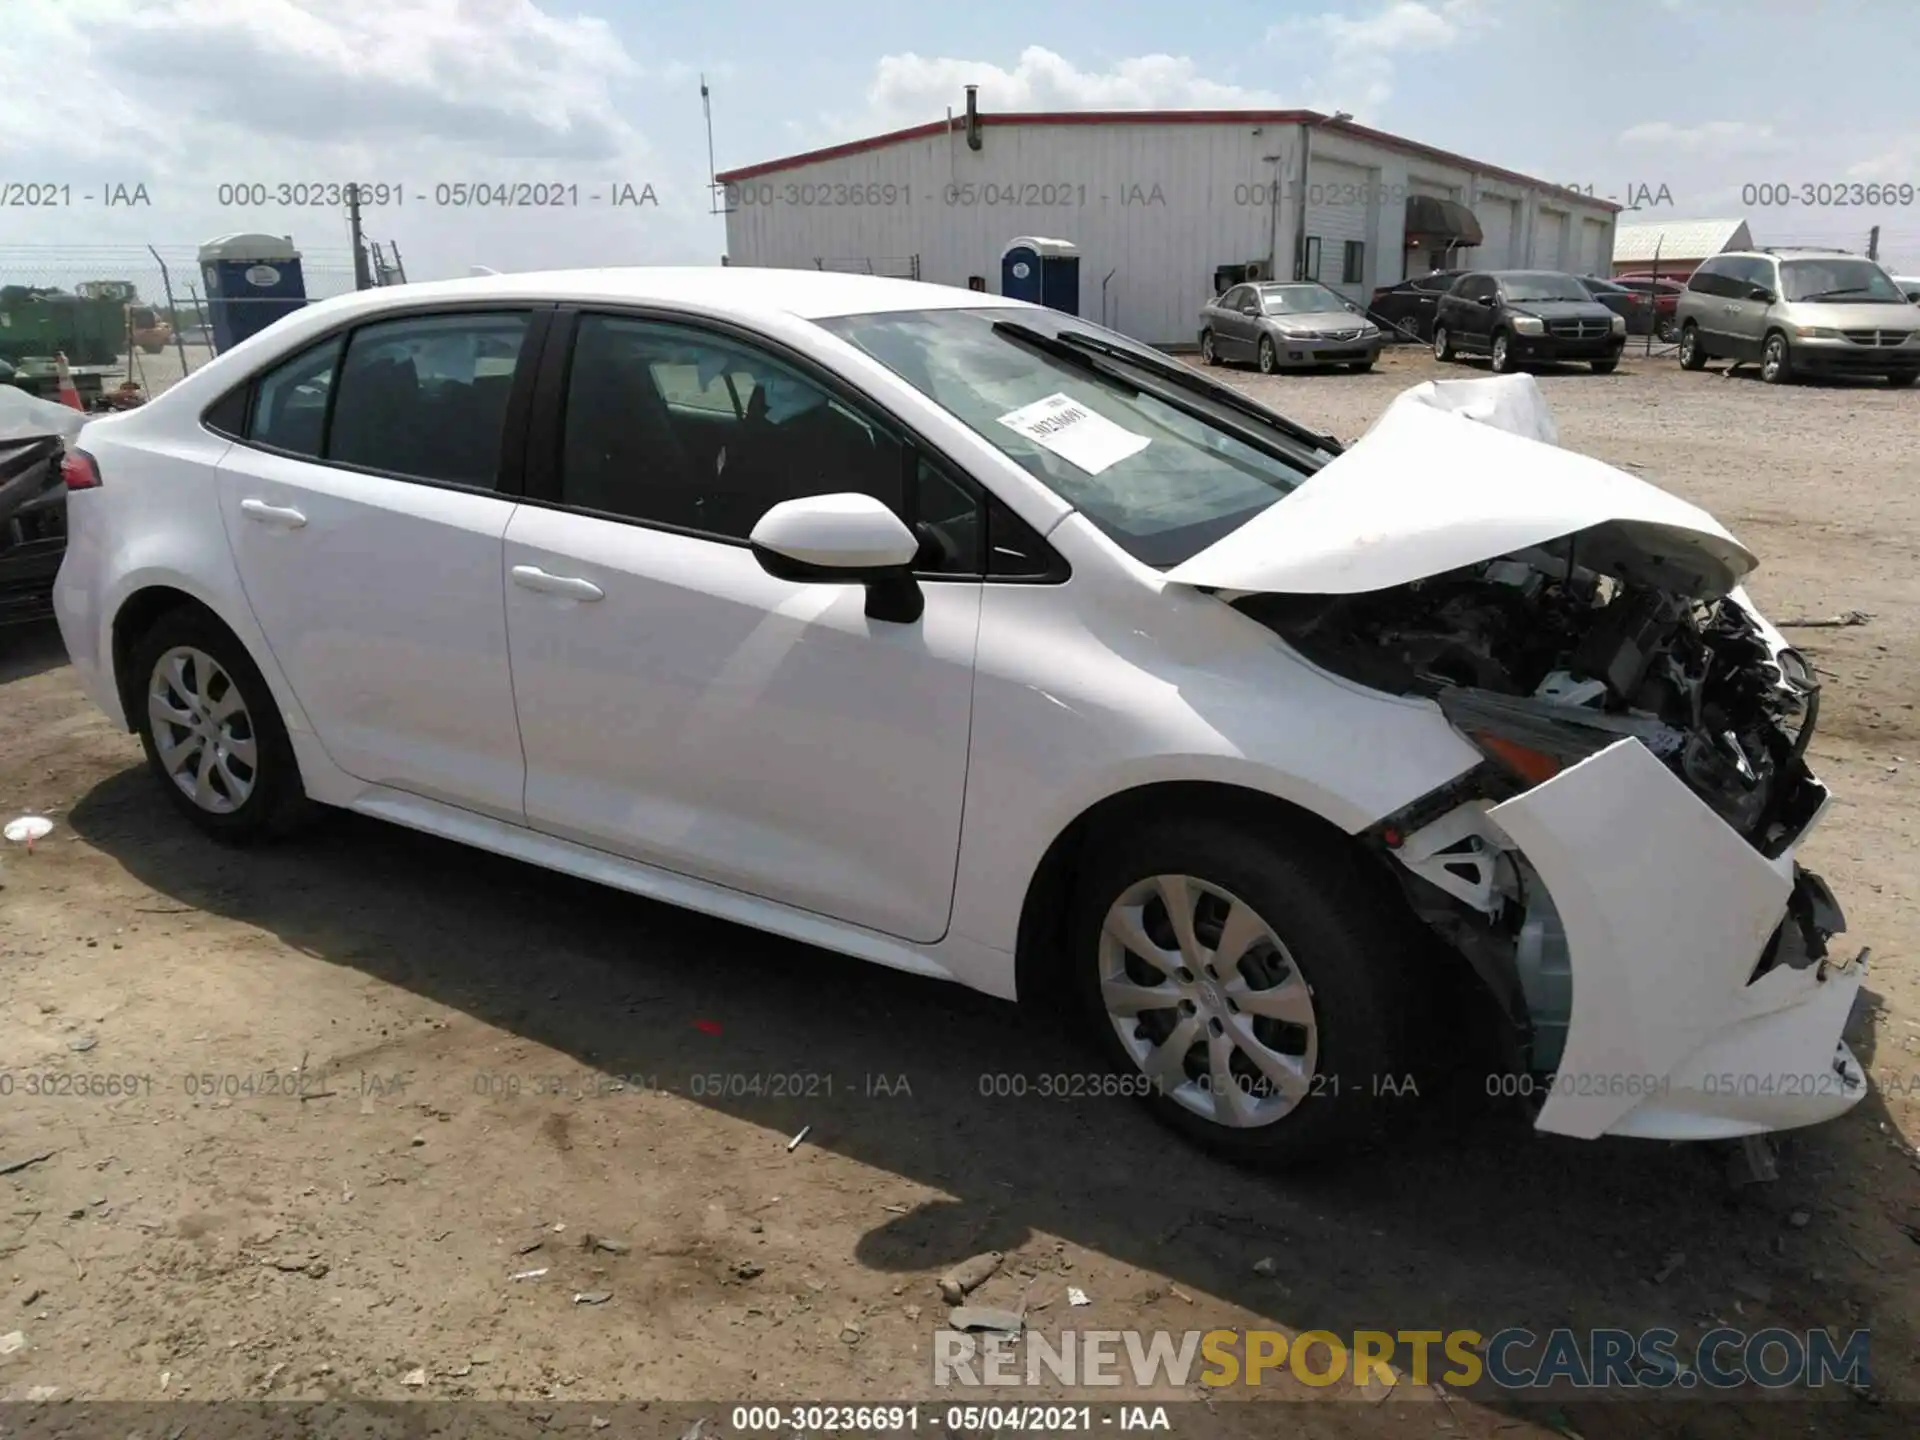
[{"x1": 1, "y1": 344, "x2": 1915, "y2": 1436}]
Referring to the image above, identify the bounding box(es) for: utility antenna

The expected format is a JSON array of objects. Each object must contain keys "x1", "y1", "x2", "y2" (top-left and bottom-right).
[{"x1": 704, "y1": 75, "x2": 734, "y2": 214}]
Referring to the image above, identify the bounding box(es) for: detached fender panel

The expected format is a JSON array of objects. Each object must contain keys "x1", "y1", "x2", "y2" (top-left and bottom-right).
[{"x1": 1489, "y1": 737, "x2": 1799, "y2": 1139}]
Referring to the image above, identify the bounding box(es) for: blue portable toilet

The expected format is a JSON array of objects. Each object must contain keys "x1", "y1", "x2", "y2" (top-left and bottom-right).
[
  {"x1": 198, "y1": 233, "x2": 308, "y2": 353},
  {"x1": 1000, "y1": 237, "x2": 1080, "y2": 316}
]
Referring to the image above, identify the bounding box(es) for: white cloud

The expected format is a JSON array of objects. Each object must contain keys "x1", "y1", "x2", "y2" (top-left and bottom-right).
[
  {"x1": 1266, "y1": 0, "x2": 1495, "y2": 111},
  {"x1": 0, "y1": 0, "x2": 719, "y2": 279},
  {"x1": 842, "y1": 46, "x2": 1283, "y2": 138},
  {"x1": 1615, "y1": 120, "x2": 1788, "y2": 156}
]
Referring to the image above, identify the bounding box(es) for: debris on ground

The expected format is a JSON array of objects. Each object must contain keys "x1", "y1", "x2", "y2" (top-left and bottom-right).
[
  {"x1": 586, "y1": 1235, "x2": 631, "y2": 1255},
  {"x1": 735, "y1": 1261, "x2": 764, "y2": 1279},
  {"x1": 1067, "y1": 1287, "x2": 1091, "y2": 1307},
  {"x1": 840, "y1": 1321, "x2": 865, "y2": 1345},
  {"x1": 3, "y1": 816, "x2": 53, "y2": 847},
  {"x1": 402, "y1": 1367, "x2": 427, "y2": 1387},
  {"x1": 0, "y1": 1331, "x2": 24, "y2": 1356},
  {"x1": 0, "y1": 1152, "x2": 54, "y2": 1176},
  {"x1": 1253, "y1": 1257, "x2": 1277, "y2": 1276},
  {"x1": 1653, "y1": 1252, "x2": 1686, "y2": 1284},
  {"x1": 786, "y1": 1126, "x2": 810, "y2": 1152},
  {"x1": 938, "y1": 1251, "x2": 1003, "y2": 1304},
  {"x1": 511, "y1": 1268, "x2": 549, "y2": 1281},
  {"x1": 1776, "y1": 610, "x2": 1872, "y2": 628},
  {"x1": 573, "y1": 1290, "x2": 612, "y2": 1305},
  {"x1": 1788, "y1": 1210, "x2": 1813, "y2": 1229},
  {"x1": 948, "y1": 1306, "x2": 1024, "y2": 1334}
]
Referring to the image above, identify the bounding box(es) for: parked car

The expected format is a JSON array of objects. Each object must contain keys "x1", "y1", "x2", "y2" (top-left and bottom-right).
[
  {"x1": 53, "y1": 269, "x2": 1862, "y2": 1165},
  {"x1": 1610, "y1": 275, "x2": 1687, "y2": 341},
  {"x1": 128, "y1": 305, "x2": 173, "y2": 355},
  {"x1": 0, "y1": 387, "x2": 83, "y2": 626},
  {"x1": 1891, "y1": 275, "x2": 1920, "y2": 302},
  {"x1": 1574, "y1": 275, "x2": 1653, "y2": 336},
  {"x1": 1199, "y1": 281, "x2": 1382, "y2": 373},
  {"x1": 1367, "y1": 270, "x2": 1465, "y2": 341},
  {"x1": 1676, "y1": 249, "x2": 1920, "y2": 385},
  {"x1": 1432, "y1": 270, "x2": 1628, "y2": 373}
]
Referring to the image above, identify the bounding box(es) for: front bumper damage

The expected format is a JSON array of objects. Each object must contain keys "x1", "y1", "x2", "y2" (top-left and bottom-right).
[{"x1": 1411, "y1": 737, "x2": 1866, "y2": 1140}]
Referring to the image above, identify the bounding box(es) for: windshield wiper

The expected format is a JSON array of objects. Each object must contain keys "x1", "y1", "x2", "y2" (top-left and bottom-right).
[
  {"x1": 1798, "y1": 287, "x2": 1874, "y2": 301},
  {"x1": 989, "y1": 320, "x2": 1336, "y2": 469},
  {"x1": 995, "y1": 321, "x2": 1342, "y2": 455}
]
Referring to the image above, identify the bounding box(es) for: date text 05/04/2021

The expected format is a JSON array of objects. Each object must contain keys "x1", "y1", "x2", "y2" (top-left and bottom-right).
[
  {"x1": 728, "y1": 1404, "x2": 1175, "y2": 1433},
  {"x1": 210, "y1": 181, "x2": 658, "y2": 208}
]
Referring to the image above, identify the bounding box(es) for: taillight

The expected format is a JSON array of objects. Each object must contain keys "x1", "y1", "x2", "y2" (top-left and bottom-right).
[{"x1": 62, "y1": 449, "x2": 102, "y2": 491}]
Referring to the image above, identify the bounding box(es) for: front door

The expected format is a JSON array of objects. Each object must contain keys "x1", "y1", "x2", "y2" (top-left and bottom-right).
[
  {"x1": 502, "y1": 312, "x2": 983, "y2": 943},
  {"x1": 215, "y1": 308, "x2": 543, "y2": 822}
]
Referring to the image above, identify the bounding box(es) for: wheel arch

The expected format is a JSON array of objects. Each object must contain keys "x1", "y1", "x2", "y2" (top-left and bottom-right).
[
  {"x1": 1011, "y1": 779, "x2": 1395, "y2": 1015},
  {"x1": 111, "y1": 585, "x2": 235, "y2": 732}
]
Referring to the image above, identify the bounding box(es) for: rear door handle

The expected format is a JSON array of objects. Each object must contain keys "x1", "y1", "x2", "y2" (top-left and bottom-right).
[
  {"x1": 511, "y1": 565, "x2": 604, "y2": 602},
  {"x1": 239, "y1": 498, "x2": 307, "y2": 528}
]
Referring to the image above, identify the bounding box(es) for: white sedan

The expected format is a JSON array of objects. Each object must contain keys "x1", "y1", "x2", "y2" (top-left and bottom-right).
[{"x1": 51, "y1": 267, "x2": 1866, "y2": 1164}]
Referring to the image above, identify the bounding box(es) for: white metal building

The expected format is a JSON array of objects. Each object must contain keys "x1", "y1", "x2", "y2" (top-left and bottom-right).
[{"x1": 717, "y1": 101, "x2": 1622, "y2": 346}]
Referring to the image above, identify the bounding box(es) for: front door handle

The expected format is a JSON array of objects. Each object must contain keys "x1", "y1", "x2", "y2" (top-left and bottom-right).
[
  {"x1": 511, "y1": 565, "x2": 604, "y2": 602},
  {"x1": 239, "y1": 498, "x2": 307, "y2": 528}
]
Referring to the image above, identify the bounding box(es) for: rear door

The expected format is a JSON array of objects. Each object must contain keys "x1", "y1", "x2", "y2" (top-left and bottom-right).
[
  {"x1": 215, "y1": 306, "x2": 548, "y2": 822},
  {"x1": 1720, "y1": 256, "x2": 1776, "y2": 360},
  {"x1": 1686, "y1": 258, "x2": 1738, "y2": 351}
]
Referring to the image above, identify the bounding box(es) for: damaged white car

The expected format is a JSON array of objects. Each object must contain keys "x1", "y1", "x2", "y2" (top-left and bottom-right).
[{"x1": 51, "y1": 271, "x2": 1864, "y2": 1165}]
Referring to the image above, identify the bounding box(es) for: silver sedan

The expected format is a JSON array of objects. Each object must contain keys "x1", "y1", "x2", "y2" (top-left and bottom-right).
[{"x1": 1200, "y1": 281, "x2": 1384, "y2": 373}]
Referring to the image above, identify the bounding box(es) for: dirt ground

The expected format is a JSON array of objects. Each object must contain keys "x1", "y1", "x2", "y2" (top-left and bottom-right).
[{"x1": 1, "y1": 344, "x2": 1916, "y2": 1437}]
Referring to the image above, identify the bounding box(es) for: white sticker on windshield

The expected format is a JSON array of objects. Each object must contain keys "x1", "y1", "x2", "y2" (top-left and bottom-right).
[{"x1": 996, "y1": 393, "x2": 1150, "y2": 475}]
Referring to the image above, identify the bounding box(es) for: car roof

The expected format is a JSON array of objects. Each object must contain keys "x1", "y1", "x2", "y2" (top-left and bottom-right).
[{"x1": 290, "y1": 267, "x2": 1032, "y2": 325}]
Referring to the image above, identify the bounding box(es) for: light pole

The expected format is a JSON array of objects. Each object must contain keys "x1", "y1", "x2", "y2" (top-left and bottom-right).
[{"x1": 1292, "y1": 110, "x2": 1352, "y2": 280}]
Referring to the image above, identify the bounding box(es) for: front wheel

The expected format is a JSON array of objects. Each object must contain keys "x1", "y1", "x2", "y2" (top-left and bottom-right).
[
  {"x1": 1760, "y1": 331, "x2": 1793, "y2": 384},
  {"x1": 1199, "y1": 330, "x2": 1219, "y2": 366},
  {"x1": 1591, "y1": 358, "x2": 1618, "y2": 375},
  {"x1": 1257, "y1": 336, "x2": 1279, "y2": 375},
  {"x1": 1489, "y1": 330, "x2": 1515, "y2": 373},
  {"x1": 131, "y1": 606, "x2": 314, "y2": 842},
  {"x1": 1678, "y1": 322, "x2": 1707, "y2": 370},
  {"x1": 1432, "y1": 325, "x2": 1455, "y2": 362},
  {"x1": 1069, "y1": 819, "x2": 1421, "y2": 1165},
  {"x1": 1656, "y1": 317, "x2": 1676, "y2": 343},
  {"x1": 1348, "y1": 359, "x2": 1374, "y2": 373},
  {"x1": 1886, "y1": 370, "x2": 1917, "y2": 389}
]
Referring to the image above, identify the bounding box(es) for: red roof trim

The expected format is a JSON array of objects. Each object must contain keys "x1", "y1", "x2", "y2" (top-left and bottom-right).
[{"x1": 714, "y1": 110, "x2": 1621, "y2": 211}]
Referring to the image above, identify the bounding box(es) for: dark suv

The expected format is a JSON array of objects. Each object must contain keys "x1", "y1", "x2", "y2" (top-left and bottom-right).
[{"x1": 1432, "y1": 270, "x2": 1628, "y2": 374}]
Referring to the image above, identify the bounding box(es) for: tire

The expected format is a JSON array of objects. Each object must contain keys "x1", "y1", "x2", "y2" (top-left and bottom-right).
[
  {"x1": 1067, "y1": 817, "x2": 1423, "y2": 1166},
  {"x1": 1432, "y1": 325, "x2": 1455, "y2": 362},
  {"x1": 1760, "y1": 331, "x2": 1793, "y2": 384},
  {"x1": 1257, "y1": 336, "x2": 1279, "y2": 375},
  {"x1": 1886, "y1": 370, "x2": 1917, "y2": 389},
  {"x1": 1489, "y1": 330, "x2": 1515, "y2": 374},
  {"x1": 1656, "y1": 318, "x2": 1676, "y2": 343},
  {"x1": 130, "y1": 605, "x2": 314, "y2": 842},
  {"x1": 1199, "y1": 330, "x2": 1219, "y2": 366},
  {"x1": 1591, "y1": 359, "x2": 1618, "y2": 375},
  {"x1": 1348, "y1": 361, "x2": 1374, "y2": 373},
  {"x1": 141, "y1": 343, "x2": 165, "y2": 355},
  {"x1": 1678, "y1": 323, "x2": 1707, "y2": 370}
]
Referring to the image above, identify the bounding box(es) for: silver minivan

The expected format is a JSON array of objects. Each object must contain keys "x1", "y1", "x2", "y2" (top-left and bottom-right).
[{"x1": 1676, "y1": 249, "x2": 1920, "y2": 386}]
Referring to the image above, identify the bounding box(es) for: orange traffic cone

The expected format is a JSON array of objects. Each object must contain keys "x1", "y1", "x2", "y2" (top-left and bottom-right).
[{"x1": 54, "y1": 351, "x2": 84, "y2": 411}]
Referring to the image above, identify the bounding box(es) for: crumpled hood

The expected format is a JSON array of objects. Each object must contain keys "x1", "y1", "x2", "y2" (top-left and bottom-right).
[{"x1": 1166, "y1": 374, "x2": 1756, "y2": 597}]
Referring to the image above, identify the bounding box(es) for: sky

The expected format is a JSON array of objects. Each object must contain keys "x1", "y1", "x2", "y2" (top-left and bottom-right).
[{"x1": 4, "y1": 0, "x2": 1919, "y2": 296}]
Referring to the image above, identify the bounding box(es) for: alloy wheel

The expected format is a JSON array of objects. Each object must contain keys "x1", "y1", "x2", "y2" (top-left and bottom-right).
[
  {"x1": 1200, "y1": 331, "x2": 1217, "y2": 364},
  {"x1": 1098, "y1": 874, "x2": 1319, "y2": 1129},
  {"x1": 147, "y1": 645, "x2": 259, "y2": 814},
  {"x1": 1258, "y1": 338, "x2": 1277, "y2": 374},
  {"x1": 1492, "y1": 333, "x2": 1511, "y2": 372}
]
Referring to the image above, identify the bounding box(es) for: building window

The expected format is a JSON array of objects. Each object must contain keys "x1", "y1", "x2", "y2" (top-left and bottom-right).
[
  {"x1": 1341, "y1": 240, "x2": 1366, "y2": 285},
  {"x1": 1297, "y1": 236, "x2": 1322, "y2": 281},
  {"x1": 967, "y1": 275, "x2": 987, "y2": 292}
]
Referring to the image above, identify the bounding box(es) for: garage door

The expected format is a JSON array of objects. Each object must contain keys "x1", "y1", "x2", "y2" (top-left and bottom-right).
[
  {"x1": 1306, "y1": 159, "x2": 1376, "y2": 300},
  {"x1": 1474, "y1": 196, "x2": 1517, "y2": 268},
  {"x1": 1534, "y1": 208, "x2": 1569, "y2": 269},
  {"x1": 1579, "y1": 217, "x2": 1611, "y2": 274}
]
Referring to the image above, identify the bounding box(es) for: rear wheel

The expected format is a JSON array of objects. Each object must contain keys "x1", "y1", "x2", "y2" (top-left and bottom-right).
[
  {"x1": 1656, "y1": 317, "x2": 1676, "y2": 343},
  {"x1": 1068, "y1": 819, "x2": 1421, "y2": 1166},
  {"x1": 1591, "y1": 358, "x2": 1618, "y2": 375},
  {"x1": 130, "y1": 607, "x2": 313, "y2": 842},
  {"x1": 1678, "y1": 322, "x2": 1707, "y2": 370},
  {"x1": 1760, "y1": 331, "x2": 1793, "y2": 384},
  {"x1": 1257, "y1": 336, "x2": 1279, "y2": 375},
  {"x1": 1432, "y1": 325, "x2": 1455, "y2": 362},
  {"x1": 1199, "y1": 330, "x2": 1219, "y2": 366}
]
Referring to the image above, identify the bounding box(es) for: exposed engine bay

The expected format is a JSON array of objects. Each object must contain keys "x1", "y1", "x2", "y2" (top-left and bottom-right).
[
  {"x1": 1235, "y1": 538, "x2": 1837, "y2": 1075},
  {"x1": 1236, "y1": 538, "x2": 1824, "y2": 856}
]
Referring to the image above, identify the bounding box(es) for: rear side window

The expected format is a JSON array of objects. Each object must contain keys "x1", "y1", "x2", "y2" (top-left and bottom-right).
[
  {"x1": 1688, "y1": 259, "x2": 1733, "y2": 296},
  {"x1": 328, "y1": 312, "x2": 531, "y2": 488},
  {"x1": 250, "y1": 336, "x2": 342, "y2": 458}
]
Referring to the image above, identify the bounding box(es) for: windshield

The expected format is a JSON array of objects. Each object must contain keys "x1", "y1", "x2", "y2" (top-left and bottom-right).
[
  {"x1": 817, "y1": 307, "x2": 1322, "y2": 567},
  {"x1": 1779, "y1": 258, "x2": 1907, "y2": 304},
  {"x1": 1258, "y1": 284, "x2": 1344, "y2": 314},
  {"x1": 1498, "y1": 272, "x2": 1592, "y2": 302}
]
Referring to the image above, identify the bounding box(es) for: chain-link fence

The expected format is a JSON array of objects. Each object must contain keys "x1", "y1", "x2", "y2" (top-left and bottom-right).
[{"x1": 0, "y1": 242, "x2": 363, "y2": 400}]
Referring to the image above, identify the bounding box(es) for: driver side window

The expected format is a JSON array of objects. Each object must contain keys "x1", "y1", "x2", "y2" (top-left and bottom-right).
[{"x1": 557, "y1": 315, "x2": 984, "y2": 576}]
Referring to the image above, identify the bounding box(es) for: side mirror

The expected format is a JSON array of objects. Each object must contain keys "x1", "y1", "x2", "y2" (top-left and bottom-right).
[
  {"x1": 1905, "y1": 290, "x2": 1920, "y2": 304},
  {"x1": 748, "y1": 492, "x2": 924, "y2": 623},
  {"x1": 1748, "y1": 286, "x2": 1775, "y2": 303}
]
